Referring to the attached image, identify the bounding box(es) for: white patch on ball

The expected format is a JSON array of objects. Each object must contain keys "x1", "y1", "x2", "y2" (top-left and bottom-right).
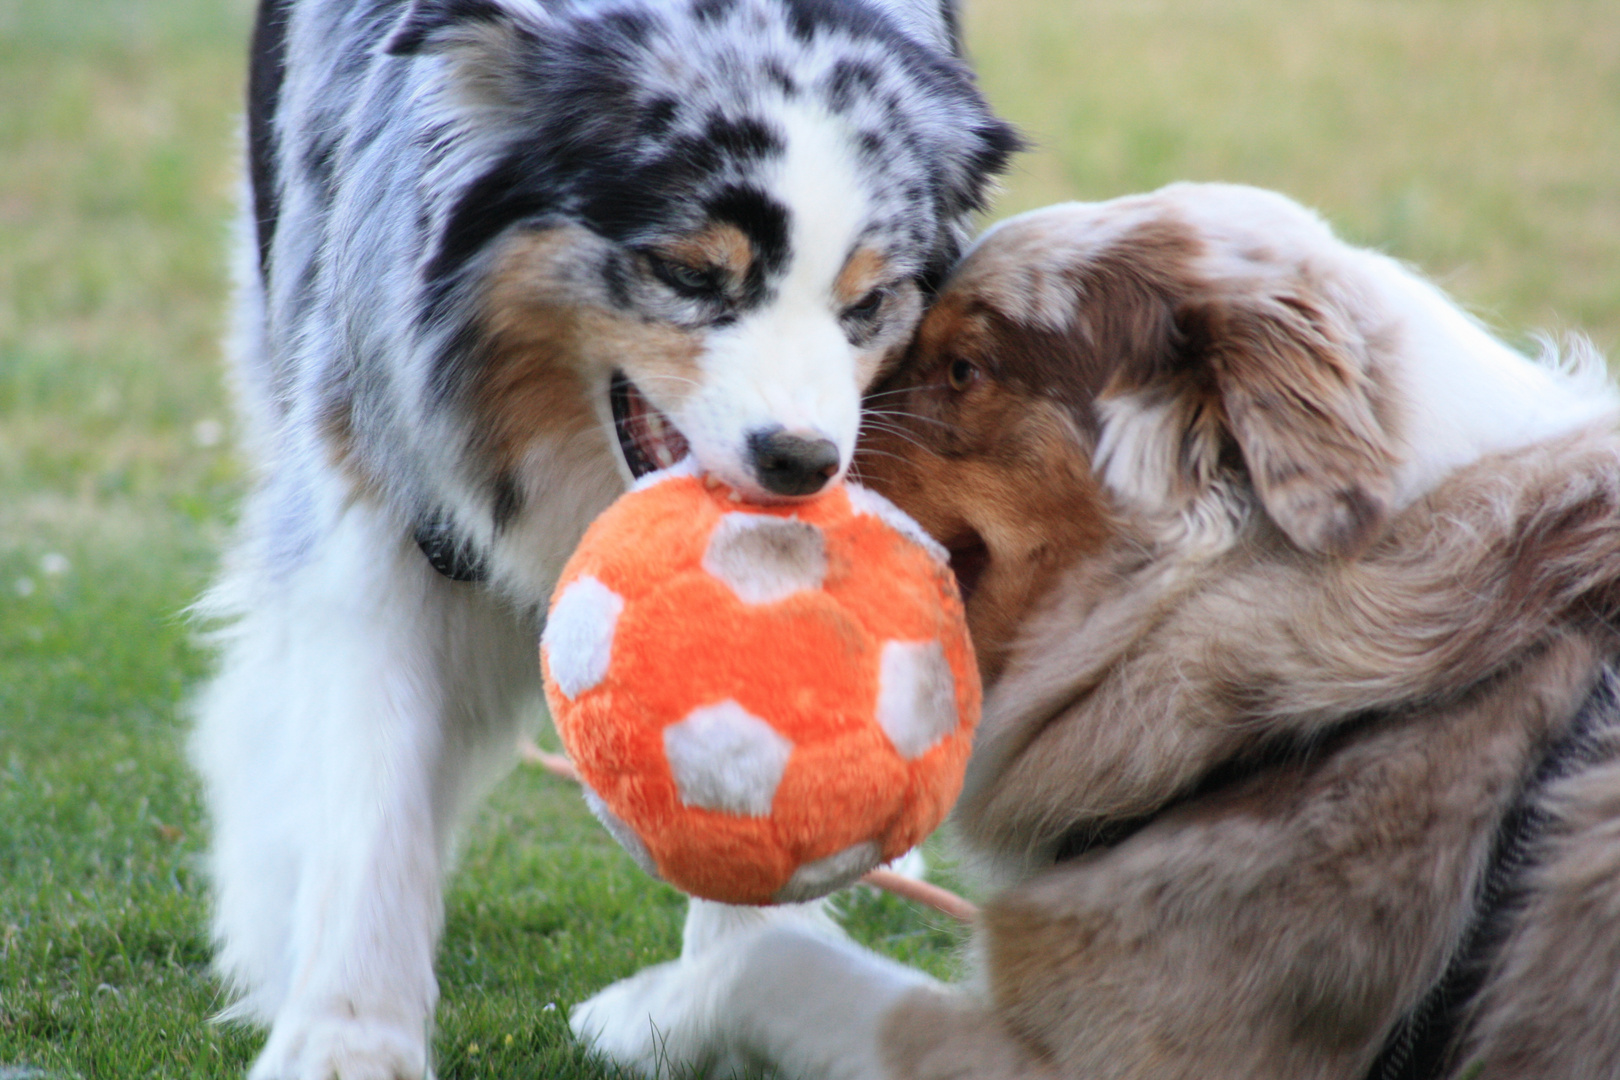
[
  {"x1": 876, "y1": 639, "x2": 958, "y2": 759},
  {"x1": 773, "y1": 841, "x2": 883, "y2": 902},
  {"x1": 583, "y1": 790, "x2": 661, "y2": 880},
  {"x1": 664, "y1": 701, "x2": 793, "y2": 816},
  {"x1": 846, "y1": 482, "x2": 949, "y2": 565},
  {"x1": 702, "y1": 513, "x2": 827, "y2": 605},
  {"x1": 541, "y1": 575, "x2": 624, "y2": 700}
]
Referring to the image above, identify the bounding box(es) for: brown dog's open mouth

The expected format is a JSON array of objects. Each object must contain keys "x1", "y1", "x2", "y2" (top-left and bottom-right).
[
  {"x1": 946, "y1": 531, "x2": 989, "y2": 604},
  {"x1": 612, "y1": 371, "x2": 691, "y2": 480}
]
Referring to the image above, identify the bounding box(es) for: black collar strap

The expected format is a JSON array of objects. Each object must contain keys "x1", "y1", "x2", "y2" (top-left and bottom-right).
[
  {"x1": 414, "y1": 516, "x2": 489, "y2": 583},
  {"x1": 1365, "y1": 665, "x2": 1620, "y2": 1080}
]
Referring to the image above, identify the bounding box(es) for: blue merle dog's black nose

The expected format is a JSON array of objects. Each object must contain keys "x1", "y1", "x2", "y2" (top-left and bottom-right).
[{"x1": 747, "y1": 428, "x2": 840, "y2": 497}]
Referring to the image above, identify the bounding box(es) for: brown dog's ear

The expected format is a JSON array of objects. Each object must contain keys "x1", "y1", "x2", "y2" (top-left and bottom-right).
[{"x1": 1183, "y1": 286, "x2": 1397, "y2": 556}]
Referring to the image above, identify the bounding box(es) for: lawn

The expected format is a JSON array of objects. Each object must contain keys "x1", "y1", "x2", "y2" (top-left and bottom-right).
[{"x1": 2, "y1": 0, "x2": 1618, "y2": 1076}]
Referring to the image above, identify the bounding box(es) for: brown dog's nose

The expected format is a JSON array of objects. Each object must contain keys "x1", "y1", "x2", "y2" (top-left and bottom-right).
[{"x1": 747, "y1": 428, "x2": 840, "y2": 497}]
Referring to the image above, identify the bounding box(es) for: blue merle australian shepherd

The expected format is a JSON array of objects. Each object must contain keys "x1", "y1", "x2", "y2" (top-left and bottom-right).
[{"x1": 191, "y1": 0, "x2": 1016, "y2": 1075}]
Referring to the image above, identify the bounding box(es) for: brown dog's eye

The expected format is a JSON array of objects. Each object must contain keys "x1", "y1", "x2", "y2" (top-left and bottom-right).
[{"x1": 947, "y1": 359, "x2": 981, "y2": 392}]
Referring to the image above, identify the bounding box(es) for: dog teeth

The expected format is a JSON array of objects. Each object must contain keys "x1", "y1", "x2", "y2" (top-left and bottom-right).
[{"x1": 645, "y1": 410, "x2": 677, "y2": 468}]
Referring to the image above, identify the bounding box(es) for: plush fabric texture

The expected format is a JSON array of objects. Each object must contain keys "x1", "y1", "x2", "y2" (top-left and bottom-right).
[{"x1": 541, "y1": 471, "x2": 979, "y2": 905}]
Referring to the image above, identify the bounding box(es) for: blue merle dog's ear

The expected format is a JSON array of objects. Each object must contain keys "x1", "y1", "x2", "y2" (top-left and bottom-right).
[
  {"x1": 866, "y1": 0, "x2": 964, "y2": 55},
  {"x1": 385, "y1": 0, "x2": 545, "y2": 57},
  {"x1": 386, "y1": 0, "x2": 556, "y2": 122}
]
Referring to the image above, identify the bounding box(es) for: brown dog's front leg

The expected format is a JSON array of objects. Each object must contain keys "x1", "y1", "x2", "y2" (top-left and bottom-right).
[
  {"x1": 955, "y1": 637, "x2": 1602, "y2": 1080},
  {"x1": 881, "y1": 987, "x2": 1058, "y2": 1080}
]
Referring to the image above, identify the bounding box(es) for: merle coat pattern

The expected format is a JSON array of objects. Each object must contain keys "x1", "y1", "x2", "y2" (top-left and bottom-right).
[{"x1": 195, "y1": 1, "x2": 1014, "y2": 1076}]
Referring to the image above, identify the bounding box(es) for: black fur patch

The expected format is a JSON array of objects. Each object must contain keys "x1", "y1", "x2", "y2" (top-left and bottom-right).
[
  {"x1": 301, "y1": 133, "x2": 338, "y2": 206},
  {"x1": 761, "y1": 58, "x2": 799, "y2": 96},
  {"x1": 705, "y1": 184, "x2": 790, "y2": 287},
  {"x1": 247, "y1": 0, "x2": 293, "y2": 276},
  {"x1": 781, "y1": 0, "x2": 892, "y2": 44},
  {"x1": 414, "y1": 516, "x2": 488, "y2": 582},
  {"x1": 691, "y1": 0, "x2": 738, "y2": 23},
  {"x1": 386, "y1": 0, "x2": 509, "y2": 55},
  {"x1": 491, "y1": 473, "x2": 522, "y2": 531},
  {"x1": 937, "y1": 0, "x2": 963, "y2": 56},
  {"x1": 638, "y1": 97, "x2": 681, "y2": 138},
  {"x1": 426, "y1": 151, "x2": 564, "y2": 317},
  {"x1": 598, "y1": 7, "x2": 657, "y2": 46},
  {"x1": 703, "y1": 113, "x2": 783, "y2": 161},
  {"x1": 967, "y1": 117, "x2": 1024, "y2": 179},
  {"x1": 825, "y1": 57, "x2": 881, "y2": 111}
]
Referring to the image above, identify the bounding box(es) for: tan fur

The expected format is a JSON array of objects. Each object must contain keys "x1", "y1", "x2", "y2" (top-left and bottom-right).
[
  {"x1": 1175, "y1": 283, "x2": 1398, "y2": 555},
  {"x1": 881, "y1": 986, "x2": 1058, "y2": 1079},
  {"x1": 480, "y1": 226, "x2": 702, "y2": 472},
  {"x1": 963, "y1": 435, "x2": 1620, "y2": 859},
  {"x1": 657, "y1": 223, "x2": 755, "y2": 284},
  {"x1": 973, "y1": 637, "x2": 1599, "y2": 1080},
  {"x1": 862, "y1": 290, "x2": 1116, "y2": 680},
  {"x1": 835, "y1": 247, "x2": 893, "y2": 307},
  {"x1": 852, "y1": 186, "x2": 1620, "y2": 1078},
  {"x1": 315, "y1": 393, "x2": 388, "y2": 499}
]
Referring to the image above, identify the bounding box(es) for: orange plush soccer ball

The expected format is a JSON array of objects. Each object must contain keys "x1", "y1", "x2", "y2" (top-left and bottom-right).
[{"x1": 539, "y1": 463, "x2": 979, "y2": 906}]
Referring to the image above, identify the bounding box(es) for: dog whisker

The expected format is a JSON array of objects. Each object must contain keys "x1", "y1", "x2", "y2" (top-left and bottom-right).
[
  {"x1": 857, "y1": 425, "x2": 939, "y2": 457},
  {"x1": 862, "y1": 410, "x2": 965, "y2": 436}
]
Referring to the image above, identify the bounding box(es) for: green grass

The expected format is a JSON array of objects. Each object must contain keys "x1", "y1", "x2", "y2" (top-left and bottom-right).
[
  {"x1": 3, "y1": 0, "x2": 1618, "y2": 1075},
  {"x1": 968, "y1": 0, "x2": 1620, "y2": 351}
]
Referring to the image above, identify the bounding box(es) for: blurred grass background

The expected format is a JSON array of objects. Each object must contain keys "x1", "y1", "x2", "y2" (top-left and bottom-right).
[{"x1": 2, "y1": 0, "x2": 1617, "y2": 1075}]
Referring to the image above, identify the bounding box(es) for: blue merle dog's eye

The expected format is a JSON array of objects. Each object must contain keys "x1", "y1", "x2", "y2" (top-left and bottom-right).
[
  {"x1": 844, "y1": 287, "x2": 887, "y2": 322},
  {"x1": 646, "y1": 252, "x2": 720, "y2": 298}
]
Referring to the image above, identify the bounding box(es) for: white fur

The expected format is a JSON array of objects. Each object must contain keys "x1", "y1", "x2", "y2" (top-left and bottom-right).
[
  {"x1": 674, "y1": 102, "x2": 877, "y2": 501},
  {"x1": 571, "y1": 899, "x2": 933, "y2": 1080},
  {"x1": 1361, "y1": 260, "x2": 1615, "y2": 507},
  {"x1": 193, "y1": 491, "x2": 538, "y2": 1076}
]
